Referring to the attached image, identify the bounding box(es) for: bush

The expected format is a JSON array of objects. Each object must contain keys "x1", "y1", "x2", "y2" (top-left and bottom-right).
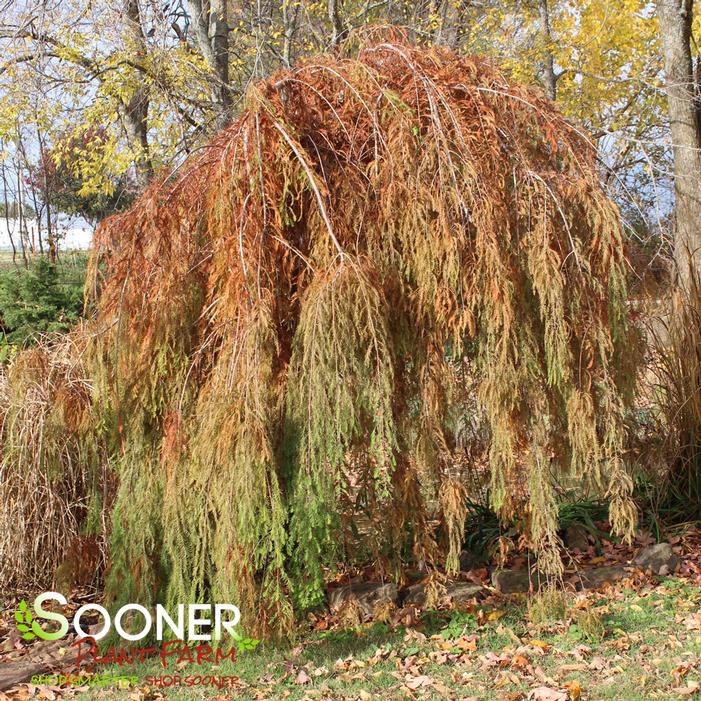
[
  {"x1": 573, "y1": 609, "x2": 606, "y2": 642},
  {"x1": 462, "y1": 496, "x2": 610, "y2": 563},
  {"x1": 0, "y1": 257, "x2": 85, "y2": 347},
  {"x1": 0, "y1": 333, "x2": 107, "y2": 592}
]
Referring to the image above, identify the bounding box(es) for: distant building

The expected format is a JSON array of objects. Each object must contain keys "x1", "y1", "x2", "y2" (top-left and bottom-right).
[{"x1": 0, "y1": 214, "x2": 93, "y2": 252}]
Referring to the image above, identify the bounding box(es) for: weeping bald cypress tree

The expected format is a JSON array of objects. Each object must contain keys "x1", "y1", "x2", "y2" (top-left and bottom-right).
[{"x1": 86, "y1": 35, "x2": 640, "y2": 636}]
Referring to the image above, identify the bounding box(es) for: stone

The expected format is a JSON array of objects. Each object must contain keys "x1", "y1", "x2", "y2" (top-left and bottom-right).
[
  {"x1": 0, "y1": 637, "x2": 82, "y2": 691},
  {"x1": 564, "y1": 525, "x2": 590, "y2": 552},
  {"x1": 0, "y1": 661, "x2": 51, "y2": 692},
  {"x1": 400, "y1": 580, "x2": 484, "y2": 607},
  {"x1": 578, "y1": 565, "x2": 628, "y2": 589},
  {"x1": 633, "y1": 543, "x2": 679, "y2": 575},
  {"x1": 327, "y1": 582, "x2": 398, "y2": 618},
  {"x1": 400, "y1": 582, "x2": 429, "y2": 608},
  {"x1": 491, "y1": 569, "x2": 543, "y2": 594},
  {"x1": 459, "y1": 549, "x2": 479, "y2": 571},
  {"x1": 445, "y1": 582, "x2": 484, "y2": 605}
]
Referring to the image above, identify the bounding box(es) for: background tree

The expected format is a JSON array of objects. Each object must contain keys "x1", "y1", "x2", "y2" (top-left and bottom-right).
[
  {"x1": 0, "y1": 0, "x2": 691, "y2": 264},
  {"x1": 657, "y1": 0, "x2": 701, "y2": 284},
  {"x1": 26, "y1": 129, "x2": 135, "y2": 226}
]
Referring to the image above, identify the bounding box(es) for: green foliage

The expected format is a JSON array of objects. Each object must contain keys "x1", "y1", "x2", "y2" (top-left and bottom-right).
[
  {"x1": 463, "y1": 496, "x2": 611, "y2": 562},
  {"x1": 571, "y1": 609, "x2": 606, "y2": 642},
  {"x1": 462, "y1": 499, "x2": 516, "y2": 563},
  {"x1": 440, "y1": 611, "x2": 479, "y2": 640},
  {"x1": 528, "y1": 589, "x2": 567, "y2": 625},
  {"x1": 88, "y1": 41, "x2": 638, "y2": 636},
  {"x1": 0, "y1": 257, "x2": 85, "y2": 346},
  {"x1": 285, "y1": 265, "x2": 397, "y2": 608},
  {"x1": 558, "y1": 499, "x2": 611, "y2": 546}
]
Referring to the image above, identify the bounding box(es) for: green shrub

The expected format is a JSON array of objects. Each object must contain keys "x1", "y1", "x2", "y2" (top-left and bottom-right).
[
  {"x1": 462, "y1": 496, "x2": 610, "y2": 562},
  {"x1": 0, "y1": 257, "x2": 85, "y2": 347}
]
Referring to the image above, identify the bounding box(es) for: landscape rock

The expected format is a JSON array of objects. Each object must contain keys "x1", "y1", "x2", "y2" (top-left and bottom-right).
[
  {"x1": 634, "y1": 542, "x2": 679, "y2": 575},
  {"x1": 401, "y1": 582, "x2": 430, "y2": 607},
  {"x1": 400, "y1": 580, "x2": 484, "y2": 607},
  {"x1": 492, "y1": 562, "x2": 636, "y2": 593},
  {"x1": 564, "y1": 525, "x2": 590, "y2": 552},
  {"x1": 578, "y1": 565, "x2": 628, "y2": 589},
  {"x1": 459, "y1": 549, "x2": 480, "y2": 571},
  {"x1": 328, "y1": 582, "x2": 398, "y2": 618},
  {"x1": 0, "y1": 637, "x2": 82, "y2": 691},
  {"x1": 491, "y1": 569, "x2": 543, "y2": 593},
  {"x1": 446, "y1": 582, "x2": 484, "y2": 605}
]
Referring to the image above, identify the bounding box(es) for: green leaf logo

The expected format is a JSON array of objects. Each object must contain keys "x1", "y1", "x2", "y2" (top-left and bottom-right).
[
  {"x1": 14, "y1": 599, "x2": 59, "y2": 641},
  {"x1": 14, "y1": 600, "x2": 36, "y2": 641},
  {"x1": 237, "y1": 637, "x2": 260, "y2": 652}
]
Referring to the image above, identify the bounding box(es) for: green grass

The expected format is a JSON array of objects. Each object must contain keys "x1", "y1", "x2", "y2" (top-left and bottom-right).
[{"x1": 65, "y1": 580, "x2": 701, "y2": 700}]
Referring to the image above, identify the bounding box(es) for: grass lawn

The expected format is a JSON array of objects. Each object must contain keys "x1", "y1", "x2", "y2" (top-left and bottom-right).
[{"x1": 69, "y1": 577, "x2": 701, "y2": 701}]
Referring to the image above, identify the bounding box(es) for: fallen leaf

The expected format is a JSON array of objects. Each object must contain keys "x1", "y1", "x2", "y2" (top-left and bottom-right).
[
  {"x1": 512, "y1": 654, "x2": 530, "y2": 669},
  {"x1": 405, "y1": 675, "x2": 433, "y2": 689},
  {"x1": 588, "y1": 656, "x2": 607, "y2": 670},
  {"x1": 673, "y1": 681, "x2": 701, "y2": 696},
  {"x1": 681, "y1": 613, "x2": 701, "y2": 631},
  {"x1": 455, "y1": 636, "x2": 478, "y2": 652},
  {"x1": 295, "y1": 670, "x2": 311, "y2": 685},
  {"x1": 563, "y1": 680, "x2": 583, "y2": 700},
  {"x1": 527, "y1": 687, "x2": 568, "y2": 701}
]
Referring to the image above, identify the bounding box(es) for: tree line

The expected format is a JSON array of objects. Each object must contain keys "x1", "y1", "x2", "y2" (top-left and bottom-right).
[{"x1": 0, "y1": 0, "x2": 699, "y2": 280}]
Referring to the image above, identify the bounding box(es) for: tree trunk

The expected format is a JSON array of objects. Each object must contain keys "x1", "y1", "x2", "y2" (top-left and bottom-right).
[
  {"x1": 282, "y1": 0, "x2": 300, "y2": 68},
  {"x1": 123, "y1": 0, "x2": 153, "y2": 187},
  {"x1": 328, "y1": 0, "x2": 346, "y2": 47},
  {"x1": 16, "y1": 168, "x2": 31, "y2": 259},
  {"x1": 34, "y1": 129, "x2": 54, "y2": 261},
  {"x1": 0, "y1": 158, "x2": 18, "y2": 266},
  {"x1": 538, "y1": 0, "x2": 557, "y2": 101},
  {"x1": 209, "y1": 0, "x2": 231, "y2": 127},
  {"x1": 185, "y1": 0, "x2": 231, "y2": 128},
  {"x1": 657, "y1": 0, "x2": 701, "y2": 286}
]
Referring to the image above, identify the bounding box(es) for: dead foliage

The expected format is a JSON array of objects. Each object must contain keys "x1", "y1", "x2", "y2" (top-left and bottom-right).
[{"x1": 0, "y1": 330, "x2": 108, "y2": 593}]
